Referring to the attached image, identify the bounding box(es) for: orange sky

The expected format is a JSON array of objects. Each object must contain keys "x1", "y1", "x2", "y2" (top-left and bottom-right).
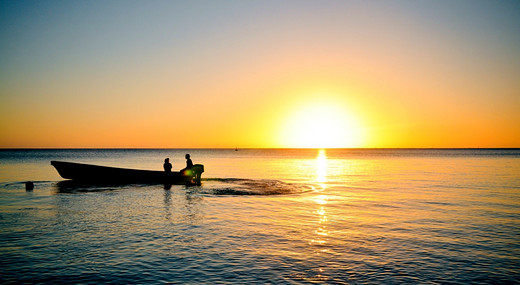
[{"x1": 1, "y1": 1, "x2": 519, "y2": 148}]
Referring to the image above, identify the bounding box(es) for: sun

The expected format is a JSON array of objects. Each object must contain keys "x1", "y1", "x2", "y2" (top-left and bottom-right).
[{"x1": 279, "y1": 100, "x2": 364, "y2": 148}]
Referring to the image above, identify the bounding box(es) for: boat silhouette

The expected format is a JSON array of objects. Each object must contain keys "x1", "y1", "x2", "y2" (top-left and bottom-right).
[{"x1": 51, "y1": 161, "x2": 204, "y2": 185}]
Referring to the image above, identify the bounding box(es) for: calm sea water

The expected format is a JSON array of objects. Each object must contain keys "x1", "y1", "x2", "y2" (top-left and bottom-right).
[{"x1": 1, "y1": 149, "x2": 519, "y2": 284}]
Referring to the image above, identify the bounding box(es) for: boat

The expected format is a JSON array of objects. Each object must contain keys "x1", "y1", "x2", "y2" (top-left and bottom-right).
[{"x1": 51, "y1": 161, "x2": 204, "y2": 185}]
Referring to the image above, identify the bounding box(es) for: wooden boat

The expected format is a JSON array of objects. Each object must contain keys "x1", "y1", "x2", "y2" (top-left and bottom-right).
[{"x1": 51, "y1": 161, "x2": 204, "y2": 185}]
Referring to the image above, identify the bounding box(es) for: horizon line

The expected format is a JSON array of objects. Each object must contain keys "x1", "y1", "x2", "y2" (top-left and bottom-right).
[{"x1": 1, "y1": 147, "x2": 519, "y2": 150}]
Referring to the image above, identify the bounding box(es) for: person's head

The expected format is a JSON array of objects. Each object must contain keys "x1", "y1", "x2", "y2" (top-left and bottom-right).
[
  {"x1": 165, "y1": 158, "x2": 169, "y2": 162},
  {"x1": 185, "y1": 154, "x2": 190, "y2": 159}
]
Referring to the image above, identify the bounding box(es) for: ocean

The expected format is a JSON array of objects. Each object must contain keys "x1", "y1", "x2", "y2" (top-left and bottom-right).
[{"x1": 1, "y1": 148, "x2": 519, "y2": 284}]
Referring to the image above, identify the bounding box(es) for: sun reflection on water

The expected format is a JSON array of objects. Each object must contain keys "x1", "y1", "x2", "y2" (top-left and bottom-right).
[
  {"x1": 313, "y1": 194, "x2": 328, "y2": 205},
  {"x1": 310, "y1": 194, "x2": 329, "y2": 245},
  {"x1": 316, "y1": 149, "x2": 327, "y2": 189},
  {"x1": 308, "y1": 191, "x2": 331, "y2": 281}
]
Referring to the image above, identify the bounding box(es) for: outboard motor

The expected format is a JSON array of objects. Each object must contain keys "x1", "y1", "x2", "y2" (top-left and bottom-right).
[{"x1": 191, "y1": 164, "x2": 204, "y2": 185}]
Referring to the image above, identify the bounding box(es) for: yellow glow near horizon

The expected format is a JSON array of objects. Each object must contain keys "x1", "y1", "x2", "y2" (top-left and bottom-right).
[
  {"x1": 316, "y1": 149, "x2": 328, "y2": 190},
  {"x1": 279, "y1": 99, "x2": 365, "y2": 148}
]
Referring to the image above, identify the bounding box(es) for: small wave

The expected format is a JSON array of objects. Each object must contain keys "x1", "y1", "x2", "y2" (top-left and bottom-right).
[
  {"x1": 0, "y1": 181, "x2": 54, "y2": 190},
  {"x1": 202, "y1": 178, "x2": 312, "y2": 195}
]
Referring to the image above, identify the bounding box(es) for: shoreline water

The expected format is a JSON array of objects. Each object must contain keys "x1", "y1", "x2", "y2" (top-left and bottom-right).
[{"x1": 1, "y1": 148, "x2": 519, "y2": 284}]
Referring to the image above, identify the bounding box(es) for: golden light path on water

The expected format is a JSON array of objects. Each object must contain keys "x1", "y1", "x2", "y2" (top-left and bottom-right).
[
  {"x1": 310, "y1": 149, "x2": 330, "y2": 281},
  {"x1": 316, "y1": 149, "x2": 328, "y2": 188}
]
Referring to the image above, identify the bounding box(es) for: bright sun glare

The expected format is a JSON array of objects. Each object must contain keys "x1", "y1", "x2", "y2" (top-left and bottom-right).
[{"x1": 280, "y1": 100, "x2": 364, "y2": 148}]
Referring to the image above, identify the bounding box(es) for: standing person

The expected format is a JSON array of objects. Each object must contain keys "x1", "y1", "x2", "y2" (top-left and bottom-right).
[{"x1": 163, "y1": 158, "x2": 172, "y2": 173}]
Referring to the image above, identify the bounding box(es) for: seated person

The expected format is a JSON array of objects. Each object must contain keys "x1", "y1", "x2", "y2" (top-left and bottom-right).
[
  {"x1": 180, "y1": 154, "x2": 193, "y2": 175},
  {"x1": 163, "y1": 158, "x2": 172, "y2": 173}
]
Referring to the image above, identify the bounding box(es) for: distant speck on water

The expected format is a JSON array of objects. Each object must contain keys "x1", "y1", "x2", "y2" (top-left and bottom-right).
[{"x1": 25, "y1": 182, "x2": 34, "y2": 191}]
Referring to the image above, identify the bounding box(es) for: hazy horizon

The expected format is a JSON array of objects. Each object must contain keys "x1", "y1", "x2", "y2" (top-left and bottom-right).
[{"x1": 1, "y1": 147, "x2": 519, "y2": 150}]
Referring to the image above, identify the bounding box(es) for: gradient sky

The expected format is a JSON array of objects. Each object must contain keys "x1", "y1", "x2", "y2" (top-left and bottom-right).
[{"x1": 1, "y1": 0, "x2": 519, "y2": 148}]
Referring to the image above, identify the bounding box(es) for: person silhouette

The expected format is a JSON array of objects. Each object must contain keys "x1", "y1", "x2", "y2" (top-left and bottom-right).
[
  {"x1": 180, "y1": 154, "x2": 193, "y2": 175},
  {"x1": 163, "y1": 158, "x2": 172, "y2": 173},
  {"x1": 185, "y1": 154, "x2": 193, "y2": 169}
]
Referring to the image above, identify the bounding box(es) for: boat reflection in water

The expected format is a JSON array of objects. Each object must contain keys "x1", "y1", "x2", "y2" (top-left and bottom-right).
[
  {"x1": 55, "y1": 180, "x2": 149, "y2": 193},
  {"x1": 54, "y1": 180, "x2": 202, "y2": 193}
]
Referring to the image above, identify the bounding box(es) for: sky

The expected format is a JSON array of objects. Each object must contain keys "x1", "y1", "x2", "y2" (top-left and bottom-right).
[{"x1": 1, "y1": 0, "x2": 519, "y2": 148}]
